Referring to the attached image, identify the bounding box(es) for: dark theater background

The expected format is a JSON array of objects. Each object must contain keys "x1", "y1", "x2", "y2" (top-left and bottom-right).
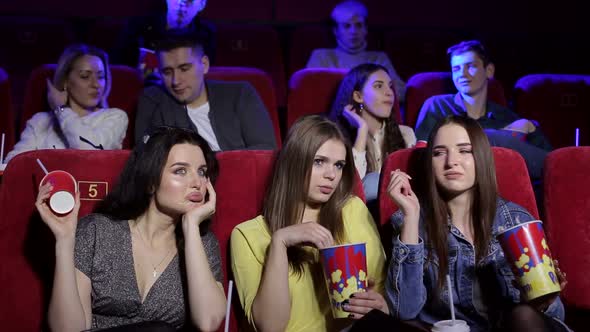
[{"x1": 0, "y1": 1, "x2": 589, "y2": 331}]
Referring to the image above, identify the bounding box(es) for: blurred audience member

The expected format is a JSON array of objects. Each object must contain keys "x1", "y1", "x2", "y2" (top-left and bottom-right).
[
  {"x1": 135, "y1": 29, "x2": 277, "y2": 151},
  {"x1": 306, "y1": 0, "x2": 406, "y2": 101},
  {"x1": 415, "y1": 40, "x2": 552, "y2": 180},
  {"x1": 5, "y1": 44, "x2": 127, "y2": 164}
]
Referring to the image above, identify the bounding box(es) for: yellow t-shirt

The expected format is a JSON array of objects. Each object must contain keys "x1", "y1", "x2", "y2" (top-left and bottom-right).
[{"x1": 230, "y1": 196, "x2": 386, "y2": 332}]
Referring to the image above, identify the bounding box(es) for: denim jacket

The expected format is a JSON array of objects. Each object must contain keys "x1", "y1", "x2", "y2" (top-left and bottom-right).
[{"x1": 385, "y1": 198, "x2": 567, "y2": 332}]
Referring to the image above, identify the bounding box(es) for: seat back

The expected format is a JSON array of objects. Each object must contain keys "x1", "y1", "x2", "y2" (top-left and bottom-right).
[
  {"x1": 0, "y1": 67, "x2": 15, "y2": 157},
  {"x1": 213, "y1": 24, "x2": 286, "y2": 106},
  {"x1": 514, "y1": 74, "x2": 590, "y2": 148},
  {"x1": 378, "y1": 147, "x2": 539, "y2": 252},
  {"x1": 287, "y1": 68, "x2": 348, "y2": 130},
  {"x1": 21, "y1": 64, "x2": 143, "y2": 149},
  {"x1": 0, "y1": 149, "x2": 131, "y2": 331},
  {"x1": 207, "y1": 66, "x2": 282, "y2": 146},
  {"x1": 543, "y1": 147, "x2": 590, "y2": 310},
  {"x1": 405, "y1": 72, "x2": 507, "y2": 128},
  {"x1": 210, "y1": 149, "x2": 365, "y2": 331}
]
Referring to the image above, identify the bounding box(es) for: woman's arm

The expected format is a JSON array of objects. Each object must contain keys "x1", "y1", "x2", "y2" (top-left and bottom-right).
[
  {"x1": 54, "y1": 107, "x2": 128, "y2": 150},
  {"x1": 182, "y1": 182, "x2": 226, "y2": 331},
  {"x1": 249, "y1": 223, "x2": 333, "y2": 332},
  {"x1": 36, "y1": 184, "x2": 91, "y2": 331}
]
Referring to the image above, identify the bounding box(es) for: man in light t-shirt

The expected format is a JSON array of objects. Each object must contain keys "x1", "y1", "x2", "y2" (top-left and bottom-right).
[{"x1": 135, "y1": 28, "x2": 277, "y2": 151}]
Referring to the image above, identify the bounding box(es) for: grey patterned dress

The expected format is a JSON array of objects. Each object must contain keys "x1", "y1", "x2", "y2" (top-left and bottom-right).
[{"x1": 74, "y1": 214, "x2": 223, "y2": 329}]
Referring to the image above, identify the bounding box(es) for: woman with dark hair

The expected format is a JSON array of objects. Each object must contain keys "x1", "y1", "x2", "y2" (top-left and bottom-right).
[
  {"x1": 386, "y1": 115, "x2": 570, "y2": 331},
  {"x1": 5, "y1": 44, "x2": 128, "y2": 163},
  {"x1": 231, "y1": 115, "x2": 387, "y2": 331},
  {"x1": 329, "y1": 63, "x2": 415, "y2": 201},
  {"x1": 35, "y1": 127, "x2": 226, "y2": 332}
]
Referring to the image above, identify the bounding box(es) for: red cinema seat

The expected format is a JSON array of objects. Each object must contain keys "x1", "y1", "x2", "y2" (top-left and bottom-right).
[
  {"x1": 287, "y1": 68, "x2": 402, "y2": 131},
  {"x1": 406, "y1": 72, "x2": 507, "y2": 128},
  {"x1": 0, "y1": 67, "x2": 15, "y2": 157},
  {"x1": 0, "y1": 149, "x2": 131, "y2": 331},
  {"x1": 211, "y1": 149, "x2": 365, "y2": 331},
  {"x1": 378, "y1": 147, "x2": 539, "y2": 252},
  {"x1": 213, "y1": 24, "x2": 286, "y2": 106},
  {"x1": 21, "y1": 64, "x2": 143, "y2": 149},
  {"x1": 513, "y1": 74, "x2": 590, "y2": 148},
  {"x1": 543, "y1": 147, "x2": 590, "y2": 331},
  {"x1": 207, "y1": 66, "x2": 282, "y2": 146}
]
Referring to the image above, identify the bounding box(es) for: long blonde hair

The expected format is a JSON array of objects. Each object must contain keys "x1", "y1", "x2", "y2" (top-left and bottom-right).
[{"x1": 263, "y1": 115, "x2": 355, "y2": 275}]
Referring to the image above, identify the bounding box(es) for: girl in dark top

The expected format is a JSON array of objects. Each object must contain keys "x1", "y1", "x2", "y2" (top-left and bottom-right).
[{"x1": 35, "y1": 127, "x2": 226, "y2": 331}]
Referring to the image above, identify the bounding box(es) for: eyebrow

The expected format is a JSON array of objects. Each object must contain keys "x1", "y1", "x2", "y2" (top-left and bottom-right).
[
  {"x1": 169, "y1": 161, "x2": 208, "y2": 168},
  {"x1": 315, "y1": 154, "x2": 346, "y2": 163},
  {"x1": 432, "y1": 143, "x2": 472, "y2": 149}
]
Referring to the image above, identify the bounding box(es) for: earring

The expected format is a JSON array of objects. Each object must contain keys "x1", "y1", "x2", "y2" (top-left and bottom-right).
[{"x1": 359, "y1": 103, "x2": 364, "y2": 114}]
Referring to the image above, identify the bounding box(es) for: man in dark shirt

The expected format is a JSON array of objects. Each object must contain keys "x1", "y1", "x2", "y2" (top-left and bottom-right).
[{"x1": 415, "y1": 40, "x2": 551, "y2": 179}]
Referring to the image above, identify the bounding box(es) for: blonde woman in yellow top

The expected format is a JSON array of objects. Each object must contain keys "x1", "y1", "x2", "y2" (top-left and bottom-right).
[{"x1": 231, "y1": 115, "x2": 387, "y2": 332}]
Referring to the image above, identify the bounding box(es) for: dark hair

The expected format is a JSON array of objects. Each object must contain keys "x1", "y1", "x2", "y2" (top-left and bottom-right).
[
  {"x1": 54, "y1": 44, "x2": 111, "y2": 108},
  {"x1": 447, "y1": 40, "x2": 492, "y2": 67},
  {"x1": 263, "y1": 115, "x2": 355, "y2": 276},
  {"x1": 423, "y1": 115, "x2": 497, "y2": 292},
  {"x1": 154, "y1": 27, "x2": 209, "y2": 56},
  {"x1": 94, "y1": 126, "x2": 218, "y2": 220},
  {"x1": 329, "y1": 63, "x2": 406, "y2": 172}
]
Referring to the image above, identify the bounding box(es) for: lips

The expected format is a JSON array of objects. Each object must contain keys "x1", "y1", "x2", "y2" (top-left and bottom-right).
[
  {"x1": 187, "y1": 192, "x2": 204, "y2": 203},
  {"x1": 444, "y1": 172, "x2": 463, "y2": 180},
  {"x1": 319, "y1": 186, "x2": 334, "y2": 194}
]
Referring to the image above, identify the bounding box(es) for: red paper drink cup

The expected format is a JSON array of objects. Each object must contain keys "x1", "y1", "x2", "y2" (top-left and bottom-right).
[
  {"x1": 39, "y1": 170, "x2": 77, "y2": 215},
  {"x1": 496, "y1": 220, "x2": 561, "y2": 301},
  {"x1": 319, "y1": 242, "x2": 368, "y2": 318}
]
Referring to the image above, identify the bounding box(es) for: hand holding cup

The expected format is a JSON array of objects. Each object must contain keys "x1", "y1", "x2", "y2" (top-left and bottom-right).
[{"x1": 36, "y1": 182, "x2": 81, "y2": 241}]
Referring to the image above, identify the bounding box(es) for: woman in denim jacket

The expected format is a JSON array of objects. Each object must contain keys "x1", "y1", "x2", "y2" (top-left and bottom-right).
[{"x1": 384, "y1": 115, "x2": 570, "y2": 331}]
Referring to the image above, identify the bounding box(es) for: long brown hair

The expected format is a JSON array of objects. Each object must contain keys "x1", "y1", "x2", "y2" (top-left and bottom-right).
[
  {"x1": 263, "y1": 115, "x2": 355, "y2": 275},
  {"x1": 423, "y1": 116, "x2": 497, "y2": 291},
  {"x1": 329, "y1": 63, "x2": 406, "y2": 172}
]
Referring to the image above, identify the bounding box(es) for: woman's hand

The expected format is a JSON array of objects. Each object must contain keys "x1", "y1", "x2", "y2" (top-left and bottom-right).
[
  {"x1": 342, "y1": 104, "x2": 367, "y2": 131},
  {"x1": 272, "y1": 222, "x2": 334, "y2": 249},
  {"x1": 182, "y1": 180, "x2": 216, "y2": 227},
  {"x1": 387, "y1": 169, "x2": 420, "y2": 220},
  {"x1": 523, "y1": 259, "x2": 568, "y2": 312},
  {"x1": 344, "y1": 279, "x2": 389, "y2": 319},
  {"x1": 35, "y1": 182, "x2": 81, "y2": 242},
  {"x1": 46, "y1": 78, "x2": 68, "y2": 110}
]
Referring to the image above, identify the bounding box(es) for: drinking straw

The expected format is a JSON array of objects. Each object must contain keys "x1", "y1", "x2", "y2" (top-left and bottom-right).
[
  {"x1": 575, "y1": 128, "x2": 580, "y2": 147},
  {"x1": 446, "y1": 275, "x2": 455, "y2": 324},
  {"x1": 0, "y1": 133, "x2": 4, "y2": 164},
  {"x1": 224, "y1": 280, "x2": 234, "y2": 332},
  {"x1": 36, "y1": 158, "x2": 49, "y2": 175}
]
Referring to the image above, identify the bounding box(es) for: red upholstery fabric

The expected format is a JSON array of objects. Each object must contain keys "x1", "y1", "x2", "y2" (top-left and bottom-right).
[
  {"x1": 0, "y1": 149, "x2": 131, "y2": 331},
  {"x1": 405, "y1": 72, "x2": 507, "y2": 128},
  {"x1": 378, "y1": 147, "x2": 539, "y2": 252},
  {"x1": 287, "y1": 68, "x2": 403, "y2": 131},
  {"x1": 21, "y1": 64, "x2": 143, "y2": 149},
  {"x1": 514, "y1": 74, "x2": 590, "y2": 148},
  {"x1": 0, "y1": 67, "x2": 15, "y2": 156},
  {"x1": 214, "y1": 24, "x2": 286, "y2": 106},
  {"x1": 287, "y1": 68, "x2": 347, "y2": 130},
  {"x1": 210, "y1": 149, "x2": 365, "y2": 331},
  {"x1": 207, "y1": 66, "x2": 282, "y2": 146},
  {"x1": 543, "y1": 147, "x2": 590, "y2": 310}
]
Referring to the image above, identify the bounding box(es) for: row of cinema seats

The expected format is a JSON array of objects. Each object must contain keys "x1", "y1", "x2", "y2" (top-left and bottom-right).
[
  {"x1": 0, "y1": 146, "x2": 589, "y2": 331},
  {"x1": 1, "y1": 16, "x2": 588, "y2": 109},
  {"x1": 0, "y1": 64, "x2": 588, "y2": 157}
]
